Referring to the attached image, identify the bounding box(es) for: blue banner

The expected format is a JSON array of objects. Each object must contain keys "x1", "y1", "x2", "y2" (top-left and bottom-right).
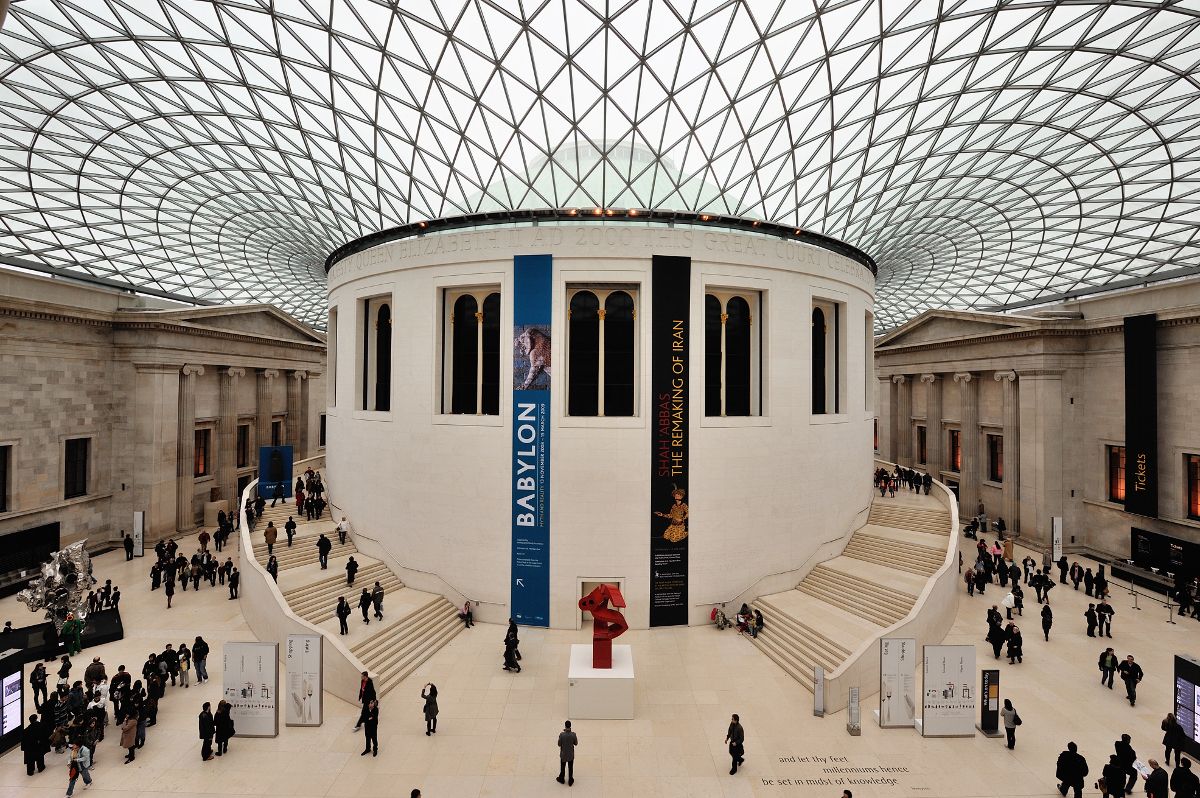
[
  {"x1": 511, "y1": 254, "x2": 552, "y2": 627},
  {"x1": 257, "y1": 445, "x2": 294, "y2": 499}
]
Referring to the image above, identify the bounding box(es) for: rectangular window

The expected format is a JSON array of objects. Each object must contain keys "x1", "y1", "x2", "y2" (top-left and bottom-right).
[
  {"x1": 194, "y1": 429, "x2": 211, "y2": 477},
  {"x1": 1107, "y1": 445, "x2": 1126, "y2": 503},
  {"x1": 1187, "y1": 454, "x2": 1200, "y2": 520},
  {"x1": 916, "y1": 424, "x2": 927, "y2": 464},
  {"x1": 271, "y1": 420, "x2": 283, "y2": 447},
  {"x1": 948, "y1": 429, "x2": 961, "y2": 472},
  {"x1": 811, "y1": 298, "x2": 846, "y2": 414},
  {"x1": 64, "y1": 437, "x2": 89, "y2": 499},
  {"x1": 873, "y1": 419, "x2": 879, "y2": 452},
  {"x1": 987, "y1": 434, "x2": 1003, "y2": 483},
  {"x1": 319, "y1": 414, "x2": 327, "y2": 448},
  {"x1": 358, "y1": 295, "x2": 392, "y2": 411},
  {"x1": 704, "y1": 289, "x2": 762, "y2": 417},
  {"x1": 566, "y1": 285, "x2": 638, "y2": 417},
  {"x1": 0, "y1": 445, "x2": 10, "y2": 513},
  {"x1": 441, "y1": 286, "x2": 502, "y2": 414},
  {"x1": 237, "y1": 424, "x2": 250, "y2": 468}
]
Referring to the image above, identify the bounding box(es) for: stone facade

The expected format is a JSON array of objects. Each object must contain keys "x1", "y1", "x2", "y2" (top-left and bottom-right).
[
  {"x1": 874, "y1": 279, "x2": 1200, "y2": 561},
  {"x1": 0, "y1": 269, "x2": 326, "y2": 551}
]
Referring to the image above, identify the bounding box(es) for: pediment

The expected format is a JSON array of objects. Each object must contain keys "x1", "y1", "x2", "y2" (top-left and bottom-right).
[
  {"x1": 125, "y1": 305, "x2": 325, "y2": 344},
  {"x1": 878, "y1": 312, "x2": 1029, "y2": 348}
]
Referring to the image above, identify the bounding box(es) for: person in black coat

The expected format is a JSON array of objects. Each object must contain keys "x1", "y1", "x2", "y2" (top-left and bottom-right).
[
  {"x1": 1085, "y1": 604, "x2": 1098, "y2": 637},
  {"x1": 336, "y1": 597, "x2": 351, "y2": 635},
  {"x1": 317, "y1": 534, "x2": 333, "y2": 569},
  {"x1": 725, "y1": 714, "x2": 745, "y2": 775},
  {"x1": 1006, "y1": 625, "x2": 1023, "y2": 664},
  {"x1": 228, "y1": 568, "x2": 240, "y2": 599},
  {"x1": 1055, "y1": 741, "x2": 1087, "y2": 798},
  {"x1": 358, "y1": 589, "x2": 372, "y2": 624},
  {"x1": 345, "y1": 557, "x2": 359, "y2": 587},
  {"x1": 198, "y1": 703, "x2": 215, "y2": 761},
  {"x1": 1145, "y1": 760, "x2": 1168, "y2": 798},
  {"x1": 1171, "y1": 758, "x2": 1199, "y2": 798},
  {"x1": 1041, "y1": 605, "x2": 1053, "y2": 641},
  {"x1": 1102, "y1": 754, "x2": 1128, "y2": 798},
  {"x1": 1118, "y1": 656, "x2": 1143, "y2": 706},
  {"x1": 1057, "y1": 556, "x2": 1069, "y2": 583},
  {"x1": 361, "y1": 699, "x2": 379, "y2": 756},
  {"x1": 1164, "y1": 713, "x2": 1187, "y2": 767},
  {"x1": 354, "y1": 672, "x2": 376, "y2": 731},
  {"x1": 214, "y1": 701, "x2": 234, "y2": 755},
  {"x1": 22, "y1": 714, "x2": 48, "y2": 775},
  {"x1": 1097, "y1": 600, "x2": 1114, "y2": 638},
  {"x1": 123, "y1": 532, "x2": 135, "y2": 561},
  {"x1": 1115, "y1": 734, "x2": 1138, "y2": 793},
  {"x1": 421, "y1": 684, "x2": 438, "y2": 735},
  {"x1": 986, "y1": 620, "x2": 1005, "y2": 659}
]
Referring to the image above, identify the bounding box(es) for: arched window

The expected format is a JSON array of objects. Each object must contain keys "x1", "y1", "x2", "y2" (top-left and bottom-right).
[
  {"x1": 812, "y1": 306, "x2": 826, "y2": 414},
  {"x1": 441, "y1": 286, "x2": 502, "y2": 415},
  {"x1": 603, "y1": 291, "x2": 635, "y2": 417},
  {"x1": 567, "y1": 291, "x2": 600, "y2": 417},
  {"x1": 704, "y1": 290, "x2": 760, "y2": 416},
  {"x1": 374, "y1": 303, "x2": 391, "y2": 411},
  {"x1": 450, "y1": 295, "x2": 478, "y2": 414}
]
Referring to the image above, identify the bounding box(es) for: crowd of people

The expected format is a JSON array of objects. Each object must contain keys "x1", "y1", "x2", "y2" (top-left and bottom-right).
[
  {"x1": 147, "y1": 536, "x2": 240, "y2": 605},
  {"x1": 874, "y1": 466, "x2": 932, "y2": 496}
]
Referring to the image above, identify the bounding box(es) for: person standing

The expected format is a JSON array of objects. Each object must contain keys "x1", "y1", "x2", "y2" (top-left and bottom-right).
[
  {"x1": 214, "y1": 701, "x2": 234, "y2": 756},
  {"x1": 1098, "y1": 647, "x2": 1118, "y2": 689},
  {"x1": 1041, "y1": 604, "x2": 1053, "y2": 641},
  {"x1": 317, "y1": 534, "x2": 332, "y2": 569},
  {"x1": 336, "y1": 597, "x2": 351, "y2": 635},
  {"x1": 1115, "y1": 734, "x2": 1138, "y2": 794},
  {"x1": 228, "y1": 567, "x2": 240, "y2": 599},
  {"x1": 1097, "y1": 600, "x2": 1115, "y2": 638},
  {"x1": 346, "y1": 557, "x2": 358, "y2": 586},
  {"x1": 21, "y1": 714, "x2": 47, "y2": 775},
  {"x1": 371, "y1": 582, "x2": 385, "y2": 621},
  {"x1": 1145, "y1": 759, "x2": 1168, "y2": 798},
  {"x1": 422, "y1": 684, "x2": 438, "y2": 735},
  {"x1": 264, "y1": 522, "x2": 278, "y2": 556},
  {"x1": 1102, "y1": 754, "x2": 1127, "y2": 798},
  {"x1": 120, "y1": 713, "x2": 138, "y2": 763},
  {"x1": 123, "y1": 531, "x2": 135, "y2": 561},
  {"x1": 198, "y1": 702, "x2": 215, "y2": 761},
  {"x1": 1084, "y1": 567, "x2": 1095, "y2": 596},
  {"x1": 1057, "y1": 555, "x2": 1069, "y2": 584},
  {"x1": 1162, "y1": 713, "x2": 1186, "y2": 767},
  {"x1": 1000, "y1": 699, "x2": 1019, "y2": 749},
  {"x1": 164, "y1": 573, "x2": 175, "y2": 609},
  {"x1": 1006, "y1": 625, "x2": 1023, "y2": 664},
  {"x1": 1171, "y1": 758, "x2": 1199, "y2": 798},
  {"x1": 193, "y1": 636, "x2": 210, "y2": 683},
  {"x1": 360, "y1": 699, "x2": 379, "y2": 757},
  {"x1": 1118, "y1": 655, "x2": 1143, "y2": 706},
  {"x1": 285, "y1": 516, "x2": 297, "y2": 547},
  {"x1": 725, "y1": 713, "x2": 745, "y2": 774},
  {"x1": 556, "y1": 720, "x2": 577, "y2": 785},
  {"x1": 266, "y1": 555, "x2": 279, "y2": 583},
  {"x1": 1055, "y1": 741, "x2": 1088, "y2": 798},
  {"x1": 30, "y1": 662, "x2": 48, "y2": 707},
  {"x1": 65, "y1": 742, "x2": 93, "y2": 796},
  {"x1": 1085, "y1": 604, "x2": 1098, "y2": 637},
  {"x1": 354, "y1": 672, "x2": 376, "y2": 731},
  {"x1": 358, "y1": 588, "x2": 372, "y2": 625},
  {"x1": 179, "y1": 643, "x2": 191, "y2": 688}
]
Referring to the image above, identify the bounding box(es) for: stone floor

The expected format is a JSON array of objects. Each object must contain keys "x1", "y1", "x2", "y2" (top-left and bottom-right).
[{"x1": 0, "y1": 529, "x2": 1196, "y2": 798}]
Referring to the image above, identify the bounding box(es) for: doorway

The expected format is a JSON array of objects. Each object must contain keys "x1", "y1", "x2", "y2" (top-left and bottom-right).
[{"x1": 576, "y1": 578, "x2": 624, "y2": 630}]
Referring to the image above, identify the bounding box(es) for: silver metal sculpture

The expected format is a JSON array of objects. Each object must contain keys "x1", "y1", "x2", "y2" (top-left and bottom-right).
[{"x1": 17, "y1": 541, "x2": 97, "y2": 632}]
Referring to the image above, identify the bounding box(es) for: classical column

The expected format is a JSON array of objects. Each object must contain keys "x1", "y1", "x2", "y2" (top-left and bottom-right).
[
  {"x1": 256, "y1": 369, "x2": 279, "y2": 452},
  {"x1": 954, "y1": 372, "x2": 979, "y2": 518},
  {"x1": 217, "y1": 367, "x2": 244, "y2": 506},
  {"x1": 1017, "y1": 369, "x2": 1064, "y2": 545},
  {"x1": 892, "y1": 375, "x2": 911, "y2": 466},
  {"x1": 877, "y1": 375, "x2": 893, "y2": 456},
  {"x1": 287, "y1": 370, "x2": 308, "y2": 456},
  {"x1": 996, "y1": 370, "x2": 1020, "y2": 534},
  {"x1": 921, "y1": 373, "x2": 943, "y2": 478},
  {"x1": 176, "y1": 364, "x2": 204, "y2": 532}
]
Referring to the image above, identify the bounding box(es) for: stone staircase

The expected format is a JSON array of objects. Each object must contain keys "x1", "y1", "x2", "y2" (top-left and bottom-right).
[
  {"x1": 282, "y1": 562, "x2": 404, "y2": 624},
  {"x1": 351, "y1": 596, "x2": 464, "y2": 696},
  {"x1": 250, "y1": 503, "x2": 355, "y2": 571},
  {"x1": 749, "y1": 494, "x2": 951, "y2": 692}
]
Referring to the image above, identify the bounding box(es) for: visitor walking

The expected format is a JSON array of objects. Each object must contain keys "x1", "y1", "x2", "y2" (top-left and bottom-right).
[
  {"x1": 358, "y1": 588, "x2": 372, "y2": 625},
  {"x1": 422, "y1": 684, "x2": 438, "y2": 735},
  {"x1": 1162, "y1": 712, "x2": 1186, "y2": 767},
  {"x1": 354, "y1": 672, "x2": 376, "y2": 731},
  {"x1": 266, "y1": 555, "x2": 279, "y2": 582},
  {"x1": 317, "y1": 534, "x2": 332, "y2": 569},
  {"x1": 1171, "y1": 759, "x2": 1199, "y2": 798},
  {"x1": 193, "y1": 636, "x2": 210, "y2": 683},
  {"x1": 285, "y1": 516, "x2": 296, "y2": 547},
  {"x1": 556, "y1": 720, "x2": 577, "y2": 785},
  {"x1": 65, "y1": 742, "x2": 92, "y2": 796},
  {"x1": 264, "y1": 521, "x2": 278, "y2": 555},
  {"x1": 1055, "y1": 741, "x2": 1088, "y2": 798},
  {"x1": 1115, "y1": 734, "x2": 1138, "y2": 793},
  {"x1": 726, "y1": 713, "x2": 745, "y2": 774},
  {"x1": 228, "y1": 567, "x2": 239, "y2": 599},
  {"x1": 1101, "y1": 754, "x2": 1126, "y2": 798},
  {"x1": 1042, "y1": 604, "x2": 1053, "y2": 641},
  {"x1": 1000, "y1": 699, "x2": 1020, "y2": 749},
  {"x1": 337, "y1": 517, "x2": 349, "y2": 545},
  {"x1": 1118, "y1": 655, "x2": 1143, "y2": 706},
  {"x1": 164, "y1": 574, "x2": 175, "y2": 609},
  {"x1": 371, "y1": 582, "x2": 385, "y2": 620},
  {"x1": 346, "y1": 556, "x2": 358, "y2": 586},
  {"x1": 1097, "y1": 599, "x2": 1115, "y2": 638},
  {"x1": 337, "y1": 597, "x2": 351, "y2": 635}
]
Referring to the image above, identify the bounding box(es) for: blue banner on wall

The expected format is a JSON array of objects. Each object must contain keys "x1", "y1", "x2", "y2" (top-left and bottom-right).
[
  {"x1": 511, "y1": 254, "x2": 552, "y2": 627},
  {"x1": 257, "y1": 445, "x2": 294, "y2": 499}
]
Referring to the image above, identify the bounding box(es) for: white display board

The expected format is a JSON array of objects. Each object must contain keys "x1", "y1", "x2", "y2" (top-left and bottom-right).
[
  {"x1": 921, "y1": 644, "x2": 976, "y2": 737},
  {"x1": 132, "y1": 511, "x2": 145, "y2": 557},
  {"x1": 1051, "y1": 516, "x2": 1063, "y2": 561},
  {"x1": 879, "y1": 637, "x2": 917, "y2": 727},
  {"x1": 222, "y1": 642, "x2": 278, "y2": 737},
  {"x1": 285, "y1": 634, "x2": 322, "y2": 727}
]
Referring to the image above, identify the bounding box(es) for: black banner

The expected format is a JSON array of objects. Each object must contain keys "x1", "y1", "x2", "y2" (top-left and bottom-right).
[
  {"x1": 980, "y1": 669, "x2": 1000, "y2": 733},
  {"x1": 650, "y1": 255, "x2": 690, "y2": 627},
  {"x1": 1124, "y1": 314, "x2": 1158, "y2": 518}
]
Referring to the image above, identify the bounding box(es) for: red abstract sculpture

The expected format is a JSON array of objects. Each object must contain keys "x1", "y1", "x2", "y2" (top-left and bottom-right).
[{"x1": 578, "y1": 583, "x2": 629, "y2": 669}]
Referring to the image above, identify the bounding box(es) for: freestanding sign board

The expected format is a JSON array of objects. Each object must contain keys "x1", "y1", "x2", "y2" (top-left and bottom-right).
[
  {"x1": 223, "y1": 642, "x2": 278, "y2": 737},
  {"x1": 285, "y1": 635, "x2": 322, "y2": 726},
  {"x1": 879, "y1": 637, "x2": 917, "y2": 727},
  {"x1": 921, "y1": 644, "x2": 976, "y2": 737},
  {"x1": 132, "y1": 511, "x2": 145, "y2": 557},
  {"x1": 1051, "y1": 517, "x2": 1063, "y2": 562},
  {"x1": 979, "y1": 669, "x2": 1002, "y2": 736}
]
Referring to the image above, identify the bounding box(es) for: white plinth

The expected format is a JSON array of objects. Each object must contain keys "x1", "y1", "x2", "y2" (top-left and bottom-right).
[{"x1": 568, "y1": 644, "x2": 635, "y2": 720}]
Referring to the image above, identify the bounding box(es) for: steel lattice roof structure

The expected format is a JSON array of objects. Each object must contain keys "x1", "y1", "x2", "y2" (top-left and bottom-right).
[{"x1": 2, "y1": 1, "x2": 1200, "y2": 330}]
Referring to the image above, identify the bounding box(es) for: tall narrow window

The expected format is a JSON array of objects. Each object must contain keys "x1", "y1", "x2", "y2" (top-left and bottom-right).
[
  {"x1": 0, "y1": 445, "x2": 10, "y2": 513},
  {"x1": 271, "y1": 420, "x2": 283, "y2": 447},
  {"x1": 705, "y1": 291, "x2": 760, "y2": 417},
  {"x1": 812, "y1": 299, "x2": 845, "y2": 414},
  {"x1": 724, "y1": 296, "x2": 752, "y2": 416},
  {"x1": 873, "y1": 419, "x2": 879, "y2": 452},
  {"x1": 64, "y1": 437, "x2": 89, "y2": 499},
  {"x1": 566, "y1": 286, "x2": 638, "y2": 417},
  {"x1": 1187, "y1": 454, "x2": 1200, "y2": 520},
  {"x1": 1107, "y1": 445, "x2": 1126, "y2": 503},
  {"x1": 319, "y1": 414, "x2": 327, "y2": 448},
  {"x1": 987, "y1": 434, "x2": 1003, "y2": 482},
  {"x1": 374, "y1": 303, "x2": 391, "y2": 411},
  {"x1": 236, "y1": 424, "x2": 249, "y2": 468},
  {"x1": 704, "y1": 295, "x2": 722, "y2": 413},
  {"x1": 442, "y1": 288, "x2": 501, "y2": 415},
  {"x1": 194, "y1": 429, "x2": 211, "y2": 477},
  {"x1": 949, "y1": 429, "x2": 961, "y2": 472},
  {"x1": 916, "y1": 425, "x2": 927, "y2": 464},
  {"x1": 360, "y1": 296, "x2": 392, "y2": 411}
]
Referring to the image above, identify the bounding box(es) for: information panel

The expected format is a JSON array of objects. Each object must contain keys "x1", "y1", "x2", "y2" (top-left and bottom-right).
[
  {"x1": 1124, "y1": 313, "x2": 1158, "y2": 518},
  {"x1": 921, "y1": 644, "x2": 976, "y2": 737},
  {"x1": 257, "y1": 446, "x2": 294, "y2": 500},
  {"x1": 510, "y1": 253, "x2": 552, "y2": 627},
  {"x1": 980, "y1": 669, "x2": 1000, "y2": 733},
  {"x1": 649, "y1": 255, "x2": 690, "y2": 627},
  {"x1": 222, "y1": 642, "x2": 278, "y2": 737},
  {"x1": 1174, "y1": 655, "x2": 1200, "y2": 758},
  {"x1": 879, "y1": 638, "x2": 917, "y2": 727},
  {"x1": 285, "y1": 634, "x2": 322, "y2": 727}
]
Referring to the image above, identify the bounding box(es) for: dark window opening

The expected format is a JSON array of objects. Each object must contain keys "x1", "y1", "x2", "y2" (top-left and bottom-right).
[
  {"x1": 374, "y1": 303, "x2": 392, "y2": 411},
  {"x1": 987, "y1": 434, "x2": 1003, "y2": 483},
  {"x1": 194, "y1": 429, "x2": 211, "y2": 477},
  {"x1": 812, "y1": 307, "x2": 827, "y2": 414},
  {"x1": 64, "y1": 438, "x2": 89, "y2": 499},
  {"x1": 724, "y1": 296, "x2": 752, "y2": 416},
  {"x1": 603, "y1": 291, "x2": 635, "y2": 417},
  {"x1": 568, "y1": 291, "x2": 600, "y2": 416},
  {"x1": 451, "y1": 294, "x2": 479, "y2": 414},
  {"x1": 1108, "y1": 445, "x2": 1126, "y2": 503},
  {"x1": 237, "y1": 424, "x2": 250, "y2": 468}
]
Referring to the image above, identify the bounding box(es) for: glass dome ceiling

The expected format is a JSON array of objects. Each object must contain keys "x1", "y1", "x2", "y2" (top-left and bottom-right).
[{"x1": 1, "y1": 1, "x2": 1199, "y2": 330}]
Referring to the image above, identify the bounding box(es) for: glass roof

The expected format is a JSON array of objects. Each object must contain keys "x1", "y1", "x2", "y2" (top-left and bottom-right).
[{"x1": 2, "y1": 1, "x2": 1199, "y2": 330}]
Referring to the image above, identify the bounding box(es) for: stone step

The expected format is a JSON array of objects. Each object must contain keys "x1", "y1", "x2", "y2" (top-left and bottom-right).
[
  {"x1": 796, "y1": 569, "x2": 911, "y2": 627},
  {"x1": 297, "y1": 577, "x2": 406, "y2": 625},
  {"x1": 753, "y1": 597, "x2": 849, "y2": 672},
  {"x1": 808, "y1": 562, "x2": 919, "y2": 604},
  {"x1": 253, "y1": 538, "x2": 357, "y2": 571},
  {"x1": 357, "y1": 600, "x2": 465, "y2": 695},
  {"x1": 283, "y1": 562, "x2": 392, "y2": 605},
  {"x1": 752, "y1": 631, "x2": 817, "y2": 691}
]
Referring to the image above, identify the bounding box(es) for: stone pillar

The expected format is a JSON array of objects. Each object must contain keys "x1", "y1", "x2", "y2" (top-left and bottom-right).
[
  {"x1": 922, "y1": 373, "x2": 943, "y2": 478},
  {"x1": 1018, "y1": 370, "x2": 1064, "y2": 546},
  {"x1": 176, "y1": 364, "x2": 204, "y2": 532},
  {"x1": 256, "y1": 369, "x2": 279, "y2": 452},
  {"x1": 892, "y1": 375, "x2": 911, "y2": 466},
  {"x1": 954, "y1": 372, "x2": 979, "y2": 517},
  {"x1": 217, "y1": 367, "x2": 245, "y2": 506},
  {"x1": 287, "y1": 370, "x2": 308, "y2": 456},
  {"x1": 877, "y1": 376, "x2": 893, "y2": 457},
  {"x1": 996, "y1": 370, "x2": 1020, "y2": 534}
]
